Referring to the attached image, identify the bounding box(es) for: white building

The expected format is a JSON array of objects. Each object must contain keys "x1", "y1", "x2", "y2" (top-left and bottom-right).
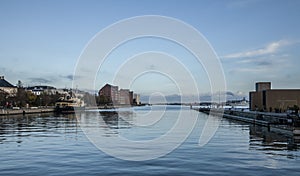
[
  {"x1": 26, "y1": 86, "x2": 56, "y2": 95},
  {"x1": 133, "y1": 93, "x2": 140, "y2": 105}
]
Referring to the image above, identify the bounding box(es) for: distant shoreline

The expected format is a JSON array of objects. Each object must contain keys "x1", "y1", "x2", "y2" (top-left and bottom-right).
[{"x1": 0, "y1": 104, "x2": 148, "y2": 116}]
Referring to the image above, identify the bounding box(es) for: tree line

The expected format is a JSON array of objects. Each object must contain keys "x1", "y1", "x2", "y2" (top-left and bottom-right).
[
  {"x1": 0, "y1": 88, "x2": 62, "y2": 108},
  {"x1": 0, "y1": 88, "x2": 115, "y2": 108}
]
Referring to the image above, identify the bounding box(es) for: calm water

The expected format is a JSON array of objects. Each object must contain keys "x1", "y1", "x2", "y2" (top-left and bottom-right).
[{"x1": 0, "y1": 105, "x2": 299, "y2": 176}]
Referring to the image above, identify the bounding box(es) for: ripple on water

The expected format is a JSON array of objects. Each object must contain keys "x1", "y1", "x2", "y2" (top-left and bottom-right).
[{"x1": 0, "y1": 108, "x2": 300, "y2": 175}]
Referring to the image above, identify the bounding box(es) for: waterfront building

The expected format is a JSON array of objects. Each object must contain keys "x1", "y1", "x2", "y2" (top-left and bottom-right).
[
  {"x1": 0, "y1": 76, "x2": 17, "y2": 96},
  {"x1": 133, "y1": 93, "x2": 141, "y2": 105},
  {"x1": 99, "y1": 84, "x2": 119, "y2": 104},
  {"x1": 119, "y1": 89, "x2": 130, "y2": 105},
  {"x1": 129, "y1": 91, "x2": 133, "y2": 105},
  {"x1": 249, "y1": 82, "x2": 300, "y2": 112},
  {"x1": 56, "y1": 88, "x2": 71, "y2": 95},
  {"x1": 26, "y1": 85, "x2": 56, "y2": 95},
  {"x1": 99, "y1": 84, "x2": 136, "y2": 105},
  {"x1": 226, "y1": 97, "x2": 248, "y2": 106}
]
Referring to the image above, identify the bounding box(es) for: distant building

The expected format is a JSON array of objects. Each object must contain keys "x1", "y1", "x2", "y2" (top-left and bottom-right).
[
  {"x1": 119, "y1": 89, "x2": 130, "y2": 105},
  {"x1": 99, "y1": 84, "x2": 119, "y2": 104},
  {"x1": 226, "y1": 97, "x2": 248, "y2": 106},
  {"x1": 249, "y1": 82, "x2": 300, "y2": 112},
  {"x1": 118, "y1": 89, "x2": 134, "y2": 105},
  {"x1": 133, "y1": 93, "x2": 140, "y2": 105},
  {"x1": 255, "y1": 82, "x2": 271, "y2": 92},
  {"x1": 129, "y1": 91, "x2": 133, "y2": 105},
  {"x1": 0, "y1": 76, "x2": 17, "y2": 96},
  {"x1": 56, "y1": 88, "x2": 70, "y2": 95},
  {"x1": 98, "y1": 84, "x2": 136, "y2": 105},
  {"x1": 26, "y1": 85, "x2": 56, "y2": 95}
]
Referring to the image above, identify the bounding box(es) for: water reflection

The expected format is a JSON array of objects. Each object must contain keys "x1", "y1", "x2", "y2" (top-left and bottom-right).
[
  {"x1": 249, "y1": 124, "x2": 299, "y2": 152},
  {"x1": 0, "y1": 113, "x2": 78, "y2": 145},
  {"x1": 1, "y1": 108, "x2": 300, "y2": 175},
  {"x1": 99, "y1": 111, "x2": 133, "y2": 129}
]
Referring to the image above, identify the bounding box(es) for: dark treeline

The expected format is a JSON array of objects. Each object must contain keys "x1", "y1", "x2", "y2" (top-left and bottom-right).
[
  {"x1": 0, "y1": 88, "x2": 62, "y2": 108},
  {"x1": 1, "y1": 88, "x2": 128, "y2": 108}
]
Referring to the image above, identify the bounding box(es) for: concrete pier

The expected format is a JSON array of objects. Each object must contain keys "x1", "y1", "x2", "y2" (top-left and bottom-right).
[
  {"x1": 195, "y1": 108, "x2": 300, "y2": 136},
  {"x1": 0, "y1": 107, "x2": 55, "y2": 116}
]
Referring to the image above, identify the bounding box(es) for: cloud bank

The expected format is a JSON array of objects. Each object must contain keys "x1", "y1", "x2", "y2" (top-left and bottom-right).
[{"x1": 223, "y1": 40, "x2": 290, "y2": 59}]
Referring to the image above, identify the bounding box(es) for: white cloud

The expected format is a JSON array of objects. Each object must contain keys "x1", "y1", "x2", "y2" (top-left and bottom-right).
[
  {"x1": 223, "y1": 40, "x2": 290, "y2": 59},
  {"x1": 231, "y1": 55, "x2": 291, "y2": 72}
]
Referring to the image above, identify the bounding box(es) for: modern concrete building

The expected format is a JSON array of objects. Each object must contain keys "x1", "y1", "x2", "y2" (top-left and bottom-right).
[
  {"x1": 249, "y1": 82, "x2": 300, "y2": 112},
  {"x1": 0, "y1": 76, "x2": 17, "y2": 96}
]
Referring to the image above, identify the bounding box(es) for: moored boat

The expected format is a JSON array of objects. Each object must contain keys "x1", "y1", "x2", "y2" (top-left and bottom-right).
[{"x1": 55, "y1": 93, "x2": 85, "y2": 113}]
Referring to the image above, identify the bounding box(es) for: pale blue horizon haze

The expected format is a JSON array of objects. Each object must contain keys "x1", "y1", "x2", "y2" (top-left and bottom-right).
[{"x1": 1, "y1": 0, "x2": 300, "y2": 98}]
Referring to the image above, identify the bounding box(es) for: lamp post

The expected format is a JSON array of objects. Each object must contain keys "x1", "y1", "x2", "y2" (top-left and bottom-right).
[{"x1": 39, "y1": 97, "x2": 42, "y2": 108}]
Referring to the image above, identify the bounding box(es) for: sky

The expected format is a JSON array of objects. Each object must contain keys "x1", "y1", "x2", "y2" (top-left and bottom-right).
[{"x1": 1, "y1": 0, "x2": 300, "y2": 98}]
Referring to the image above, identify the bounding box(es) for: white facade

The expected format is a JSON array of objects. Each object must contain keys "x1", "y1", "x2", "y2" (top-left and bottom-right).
[{"x1": 134, "y1": 94, "x2": 140, "y2": 105}]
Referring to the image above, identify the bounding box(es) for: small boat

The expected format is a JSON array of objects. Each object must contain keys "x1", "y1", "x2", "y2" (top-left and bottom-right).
[
  {"x1": 293, "y1": 129, "x2": 300, "y2": 136},
  {"x1": 55, "y1": 93, "x2": 85, "y2": 113}
]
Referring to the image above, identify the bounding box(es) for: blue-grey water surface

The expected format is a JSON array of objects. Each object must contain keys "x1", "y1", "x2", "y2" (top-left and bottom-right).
[{"x1": 0, "y1": 105, "x2": 299, "y2": 175}]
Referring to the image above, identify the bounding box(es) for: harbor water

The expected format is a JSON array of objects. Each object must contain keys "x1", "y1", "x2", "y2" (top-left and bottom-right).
[{"x1": 0, "y1": 105, "x2": 299, "y2": 175}]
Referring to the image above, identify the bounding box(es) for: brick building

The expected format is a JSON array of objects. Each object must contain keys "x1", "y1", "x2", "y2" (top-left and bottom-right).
[
  {"x1": 99, "y1": 84, "x2": 119, "y2": 104},
  {"x1": 249, "y1": 82, "x2": 300, "y2": 112},
  {"x1": 99, "y1": 84, "x2": 135, "y2": 105}
]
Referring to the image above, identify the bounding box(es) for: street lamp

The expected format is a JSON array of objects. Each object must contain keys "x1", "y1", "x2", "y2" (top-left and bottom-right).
[{"x1": 40, "y1": 97, "x2": 42, "y2": 108}]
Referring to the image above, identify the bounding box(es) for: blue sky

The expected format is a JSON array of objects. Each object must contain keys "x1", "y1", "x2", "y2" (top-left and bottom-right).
[{"x1": 1, "y1": 0, "x2": 300, "y2": 97}]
